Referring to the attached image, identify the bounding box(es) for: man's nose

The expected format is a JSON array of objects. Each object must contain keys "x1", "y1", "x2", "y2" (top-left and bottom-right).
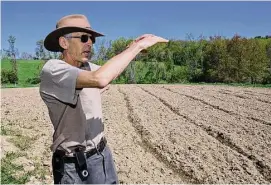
[{"x1": 86, "y1": 37, "x2": 93, "y2": 45}]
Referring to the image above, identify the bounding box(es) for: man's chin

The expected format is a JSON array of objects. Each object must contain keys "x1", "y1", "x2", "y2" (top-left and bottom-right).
[{"x1": 81, "y1": 58, "x2": 89, "y2": 63}]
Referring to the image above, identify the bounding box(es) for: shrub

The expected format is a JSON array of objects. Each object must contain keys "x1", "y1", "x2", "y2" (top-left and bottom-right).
[
  {"x1": 171, "y1": 66, "x2": 189, "y2": 83},
  {"x1": 1, "y1": 69, "x2": 18, "y2": 84},
  {"x1": 26, "y1": 77, "x2": 41, "y2": 84}
]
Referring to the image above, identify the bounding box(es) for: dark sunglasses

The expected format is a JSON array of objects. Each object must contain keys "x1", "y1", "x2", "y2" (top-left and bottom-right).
[{"x1": 65, "y1": 34, "x2": 95, "y2": 43}]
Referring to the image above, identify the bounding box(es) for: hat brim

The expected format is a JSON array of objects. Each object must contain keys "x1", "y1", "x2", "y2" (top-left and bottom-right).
[{"x1": 44, "y1": 27, "x2": 104, "y2": 52}]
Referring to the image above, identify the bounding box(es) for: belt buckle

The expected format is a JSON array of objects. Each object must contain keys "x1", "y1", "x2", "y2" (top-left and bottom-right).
[
  {"x1": 55, "y1": 150, "x2": 66, "y2": 157},
  {"x1": 75, "y1": 146, "x2": 85, "y2": 153}
]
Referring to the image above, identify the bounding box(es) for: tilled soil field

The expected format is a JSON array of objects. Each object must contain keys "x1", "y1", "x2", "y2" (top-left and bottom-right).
[{"x1": 1, "y1": 84, "x2": 271, "y2": 184}]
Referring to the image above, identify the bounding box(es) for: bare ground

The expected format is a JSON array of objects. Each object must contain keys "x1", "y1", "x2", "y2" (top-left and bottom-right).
[{"x1": 1, "y1": 85, "x2": 270, "y2": 184}]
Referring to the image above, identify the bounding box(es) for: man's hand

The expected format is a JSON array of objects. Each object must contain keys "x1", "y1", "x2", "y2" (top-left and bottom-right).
[{"x1": 128, "y1": 34, "x2": 169, "y2": 51}]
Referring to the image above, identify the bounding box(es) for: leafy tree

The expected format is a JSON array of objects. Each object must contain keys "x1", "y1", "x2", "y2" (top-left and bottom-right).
[
  {"x1": 227, "y1": 34, "x2": 249, "y2": 83},
  {"x1": 35, "y1": 40, "x2": 46, "y2": 60},
  {"x1": 181, "y1": 34, "x2": 206, "y2": 82},
  {"x1": 3, "y1": 35, "x2": 19, "y2": 84},
  {"x1": 203, "y1": 36, "x2": 229, "y2": 82},
  {"x1": 262, "y1": 39, "x2": 271, "y2": 84},
  {"x1": 166, "y1": 40, "x2": 184, "y2": 66},
  {"x1": 4, "y1": 35, "x2": 20, "y2": 59},
  {"x1": 244, "y1": 39, "x2": 269, "y2": 83},
  {"x1": 106, "y1": 37, "x2": 133, "y2": 59}
]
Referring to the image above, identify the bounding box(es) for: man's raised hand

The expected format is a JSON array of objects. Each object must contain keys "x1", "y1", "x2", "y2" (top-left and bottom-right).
[{"x1": 130, "y1": 34, "x2": 169, "y2": 51}]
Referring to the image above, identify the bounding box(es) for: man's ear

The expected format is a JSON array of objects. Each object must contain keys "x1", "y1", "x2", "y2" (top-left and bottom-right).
[{"x1": 59, "y1": 37, "x2": 69, "y2": 50}]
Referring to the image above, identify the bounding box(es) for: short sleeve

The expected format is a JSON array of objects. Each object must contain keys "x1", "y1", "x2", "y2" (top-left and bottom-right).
[
  {"x1": 39, "y1": 59, "x2": 84, "y2": 105},
  {"x1": 89, "y1": 62, "x2": 101, "y2": 71}
]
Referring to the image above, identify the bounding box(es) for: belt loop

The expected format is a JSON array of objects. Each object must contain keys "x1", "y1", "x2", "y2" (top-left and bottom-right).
[
  {"x1": 96, "y1": 137, "x2": 106, "y2": 155},
  {"x1": 95, "y1": 142, "x2": 101, "y2": 155}
]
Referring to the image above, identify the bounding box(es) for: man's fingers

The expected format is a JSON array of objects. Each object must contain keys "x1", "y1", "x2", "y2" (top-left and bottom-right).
[
  {"x1": 134, "y1": 34, "x2": 168, "y2": 44},
  {"x1": 128, "y1": 34, "x2": 169, "y2": 51},
  {"x1": 155, "y1": 36, "x2": 169, "y2": 43},
  {"x1": 135, "y1": 34, "x2": 154, "y2": 42}
]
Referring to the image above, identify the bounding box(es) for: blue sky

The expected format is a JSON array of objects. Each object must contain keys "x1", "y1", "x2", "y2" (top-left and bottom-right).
[{"x1": 1, "y1": 1, "x2": 271, "y2": 56}]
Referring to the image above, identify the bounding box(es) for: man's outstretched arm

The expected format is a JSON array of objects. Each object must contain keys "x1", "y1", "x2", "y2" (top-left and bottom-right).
[{"x1": 76, "y1": 34, "x2": 168, "y2": 89}]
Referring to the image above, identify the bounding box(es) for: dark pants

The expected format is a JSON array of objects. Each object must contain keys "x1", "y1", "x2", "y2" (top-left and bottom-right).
[{"x1": 52, "y1": 146, "x2": 119, "y2": 184}]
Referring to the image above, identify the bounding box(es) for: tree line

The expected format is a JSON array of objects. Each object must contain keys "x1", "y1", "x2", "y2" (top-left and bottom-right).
[
  {"x1": 94, "y1": 34, "x2": 271, "y2": 84},
  {"x1": 1, "y1": 34, "x2": 271, "y2": 85}
]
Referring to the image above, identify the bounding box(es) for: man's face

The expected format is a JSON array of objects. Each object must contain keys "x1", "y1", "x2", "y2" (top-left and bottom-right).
[{"x1": 66, "y1": 32, "x2": 94, "y2": 63}]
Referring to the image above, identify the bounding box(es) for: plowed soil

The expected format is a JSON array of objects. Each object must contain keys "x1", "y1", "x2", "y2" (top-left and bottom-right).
[{"x1": 1, "y1": 84, "x2": 270, "y2": 183}]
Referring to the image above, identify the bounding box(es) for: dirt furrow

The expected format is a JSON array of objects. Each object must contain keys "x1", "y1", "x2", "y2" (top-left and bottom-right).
[
  {"x1": 217, "y1": 90, "x2": 271, "y2": 110},
  {"x1": 191, "y1": 85, "x2": 271, "y2": 96},
  {"x1": 162, "y1": 86, "x2": 271, "y2": 125},
  {"x1": 219, "y1": 91, "x2": 271, "y2": 105},
  {"x1": 139, "y1": 85, "x2": 271, "y2": 182},
  {"x1": 118, "y1": 85, "x2": 267, "y2": 183},
  {"x1": 243, "y1": 89, "x2": 271, "y2": 96},
  {"x1": 211, "y1": 86, "x2": 271, "y2": 103},
  {"x1": 168, "y1": 87, "x2": 271, "y2": 126},
  {"x1": 101, "y1": 85, "x2": 185, "y2": 183},
  {"x1": 176, "y1": 85, "x2": 271, "y2": 103}
]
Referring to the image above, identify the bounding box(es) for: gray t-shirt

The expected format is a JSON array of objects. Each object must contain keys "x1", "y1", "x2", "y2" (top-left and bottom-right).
[{"x1": 39, "y1": 59, "x2": 104, "y2": 154}]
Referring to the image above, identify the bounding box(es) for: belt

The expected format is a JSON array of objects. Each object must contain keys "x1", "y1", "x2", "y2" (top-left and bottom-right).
[{"x1": 54, "y1": 137, "x2": 107, "y2": 163}]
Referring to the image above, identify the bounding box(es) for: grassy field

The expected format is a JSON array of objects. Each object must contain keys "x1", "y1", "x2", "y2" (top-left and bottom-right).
[
  {"x1": 1, "y1": 59, "x2": 43, "y2": 87},
  {"x1": 1, "y1": 59, "x2": 270, "y2": 88}
]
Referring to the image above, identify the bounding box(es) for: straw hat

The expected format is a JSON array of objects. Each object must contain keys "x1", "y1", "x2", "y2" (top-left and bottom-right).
[{"x1": 44, "y1": 14, "x2": 104, "y2": 52}]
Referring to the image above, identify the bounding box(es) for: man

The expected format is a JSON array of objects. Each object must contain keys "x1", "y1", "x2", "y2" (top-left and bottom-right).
[{"x1": 40, "y1": 14, "x2": 168, "y2": 184}]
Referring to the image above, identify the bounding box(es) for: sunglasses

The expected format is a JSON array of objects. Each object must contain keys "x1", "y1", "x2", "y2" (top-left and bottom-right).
[{"x1": 65, "y1": 34, "x2": 95, "y2": 43}]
